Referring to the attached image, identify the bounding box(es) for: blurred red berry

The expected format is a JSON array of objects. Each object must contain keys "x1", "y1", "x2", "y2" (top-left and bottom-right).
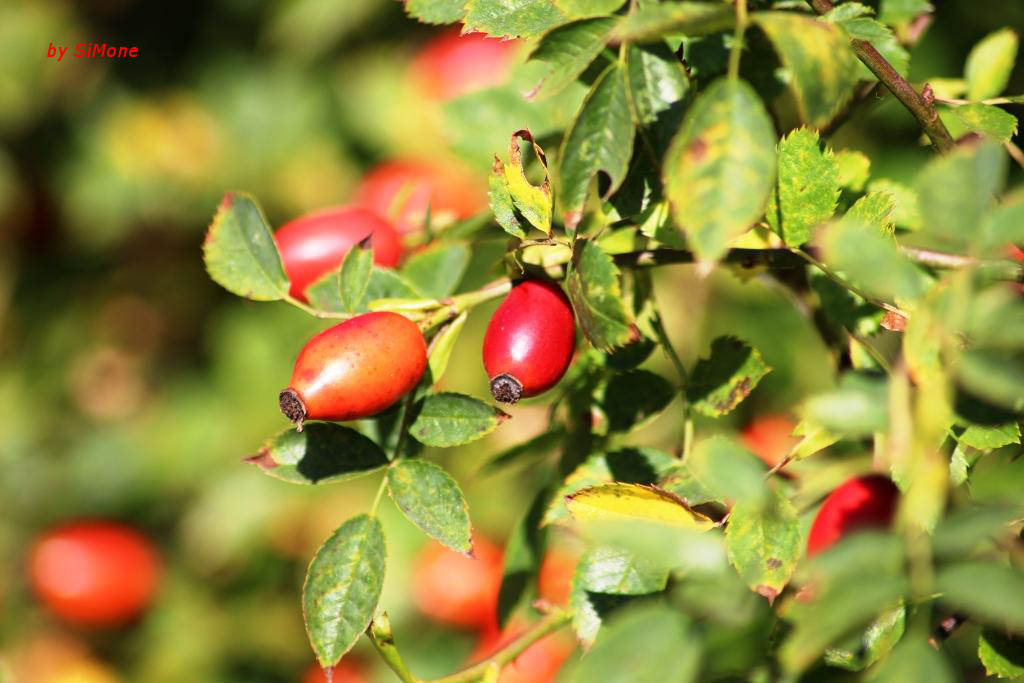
[
  {"x1": 355, "y1": 160, "x2": 487, "y2": 234},
  {"x1": 301, "y1": 659, "x2": 369, "y2": 683},
  {"x1": 275, "y1": 206, "x2": 402, "y2": 301},
  {"x1": 412, "y1": 535, "x2": 503, "y2": 630},
  {"x1": 740, "y1": 414, "x2": 799, "y2": 471},
  {"x1": 538, "y1": 549, "x2": 580, "y2": 606},
  {"x1": 411, "y1": 30, "x2": 520, "y2": 101},
  {"x1": 29, "y1": 521, "x2": 160, "y2": 627},
  {"x1": 807, "y1": 474, "x2": 900, "y2": 556}
]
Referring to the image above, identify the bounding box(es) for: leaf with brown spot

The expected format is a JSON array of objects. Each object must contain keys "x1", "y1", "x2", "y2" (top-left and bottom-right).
[
  {"x1": 726, "y1": 488, "x2": 800, "y2": 599},
  {"x1": 686, "y1": 337, "x2": 771, "y2": 418}
]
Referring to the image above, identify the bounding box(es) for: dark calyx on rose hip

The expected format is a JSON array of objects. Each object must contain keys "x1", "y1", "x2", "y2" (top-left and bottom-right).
[
  {"x1": 482, "y1": 278, "x2": 576, "y2": 404},
  {"x1": 280, "y1": 311, "x2": 427, "y2": 430}
]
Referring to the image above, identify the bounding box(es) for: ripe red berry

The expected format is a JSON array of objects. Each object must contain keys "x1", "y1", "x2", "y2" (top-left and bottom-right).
[
  {"x1": 411, "y1": 30, "x2": 521, "y2": 101},
  {"x1": 280, "y1": 312, "x2": 426, "y2": 429},
  {"x1": 355, "y1": 160, "x2": 487, "y2": 234},
  {"x1": 483, "y1": 279, "x2": 576, "y2": 404},
  {"x1": 302, "y1": 659, "x2": 368, "y2": 683},
  {"x1": 806, "y1": 474, "x2": 900, "y2": 557},
  {"x1": 28, "y1": 521, "x2": 160, "y2": 627},
  {"x1": 275, "y1": 206, "x2": 402, "y2": 301},
  {"x1": 412, "y1": 535, "x2": 503, "y2": 630}
]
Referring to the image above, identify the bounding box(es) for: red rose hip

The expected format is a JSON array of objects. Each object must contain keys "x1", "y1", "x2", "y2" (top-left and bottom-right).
[
  {"x1": 28, "y1": 521, "x2": 160, "y2": 627},
  {"x1": 411, "y1": 30, "x2": 521, "y2": 101},
  {"x1": 275, "y1": 206, "x2": 402, "y2": 301},
  {"x1": 806, "y1": 474, "x2": 900, "y2": 556},
  {"x1": 280, "y1": 311, "x2": 427, "y2": 429},
  {"x1": 483, "y1": 279, "x2": 575, "y2": 404}
]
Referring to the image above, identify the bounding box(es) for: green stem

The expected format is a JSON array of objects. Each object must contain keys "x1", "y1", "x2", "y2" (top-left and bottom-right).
[
  {"x1": 431, "y1": 608, "x2": 572, "y2": 683},
  {"x1": 648, "y1": 308, "x2": 693, "y2": 459},
  {"x1": 284, "y1": 294, "x2": 350, "y2": 319},
  {"x1": 728, "y1": 0, "x2": 748, "y2": 80},
  {"x1": 369, "y1": 613, "x2": 421, "y2": 683},
  {"x1": 369, "y1": 474, "x2": 388, "y2": 516},
  {"x1": 792, "y1": 248, "x2": 906, "y2": 317},
  {"x1": 805, "y1": 0, "x2": 955, "y2": 153},
  {"x1": 418, "y1": 280, "x2": 513, "y2": 333}
]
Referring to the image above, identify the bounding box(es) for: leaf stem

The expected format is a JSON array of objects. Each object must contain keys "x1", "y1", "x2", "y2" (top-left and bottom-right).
[
  {"x1": 728, "y1": 0, "x2": 748, "y2": 81},
  {"x1": 284, "y1": 294, "x2": 350, "y2": 319},
  {"x1": 418, "y1": 280, "x2": 514, "y2": 333},
  {"x1": 369, "y1": 613, "x2": 420, "y2": 683},
  {"x1": 369, "y1": 474, "x2": 388, "y2": 516},
  {"x1": 648, "y1": 307, "x2": 694, "y2": 459},
  {"x1": 791, "y1": 248, "x2": 906, "y2": 316},
  {"x1": 431, "y1": 608, "x2": 572, "y2": 683},
  {"x1": 805, "y1": 0, "x2": 955, "y2": 152}
]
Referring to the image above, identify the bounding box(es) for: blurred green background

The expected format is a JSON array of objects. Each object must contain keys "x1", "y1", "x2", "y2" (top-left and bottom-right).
[{"x1": 0, "y1": 0, "x2": 1021, "y2": 681}]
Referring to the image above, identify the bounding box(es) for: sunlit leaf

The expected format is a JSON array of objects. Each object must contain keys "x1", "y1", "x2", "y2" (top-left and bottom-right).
[
  {"x1": 686, "y1": 337, "x2": 771, "y2": 418},
  {"x1": 427, "y1": 311, "x2": 467, "y2": 385},
  {"x1": 664, "y1": 78, "x2": 776, "y2": 262},
  {"x1": 463, "y1": 0, "x2": 566, "y2": 38},
  {"x1": 567, "y1": 239, "x2": 636, "y2": 351},
  {"x1": 765, "y1": 127, "x2": 839, "y2": 247},
  {"x1": 566, "y1": 483, "x2": 714, "y2": 530},
  {"x1": 834, "y1": 149, "x2": 871, "y2": 192},
  {"x1": 948, "y1": 102, "x2": 1019, "y2": 142},
  {"x1": 387, "y1": 460, "x2": 472, "y2": 553},
  {"x1": 402, "y1": 242, "x2": 471, "y2": 299},
  {"x1": 410, "y1": 392, "x2": 509, "y2": 447},
  {"x1": 303, "y1": 515, "x2": 386, "y2": 666},
  {"x1": 338, "y1": 237, "x2": 373, "y2": 313},
  {"x1": 203, "y1": 193, "x2": 289, "y2": 300},
  {"x1": 978, "y1": 629, "x2": 1024, "y2": 680},
  {"x1": 612, "y1": 2, "x2": 734, "y2": 43},
  {"x1": 965, "y1": 28, "x2": 1019, "y2": 101},
  {"x1": 530, "y1": 18, "x2": 617, "y2": 100},
  {"x1": 403, "y1": 0, "x2": 467, "y2": 24},
  {"x1": 247, "y1": 423, "x2": 389, "y2": 485}
]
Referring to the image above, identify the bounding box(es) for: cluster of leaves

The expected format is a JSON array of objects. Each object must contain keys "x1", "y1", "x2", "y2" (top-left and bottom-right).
[{"x1": 204, "y1": 0, "x2": 1024, "y2": 681}]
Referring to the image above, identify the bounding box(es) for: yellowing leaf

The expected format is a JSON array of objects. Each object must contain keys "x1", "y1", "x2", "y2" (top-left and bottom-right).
[{"x1": 566, "y1": 483, "x2": 714, "y2": 530}]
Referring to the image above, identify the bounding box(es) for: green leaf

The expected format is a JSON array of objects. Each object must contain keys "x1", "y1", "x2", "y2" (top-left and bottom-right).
[
  {"x1": 687, "y1": 436, "x2": 768, "y2": 509},
  {"x1": 387, "y1": 460, "x2": 472, "y2": 553},
  {"x1": 845, "y1": 191, "x2": 896, "y2": 235},
  {"x1": 765, "y1": 128, "x2": 840, "y2": 247},
  {"x1": 869, "y1": 638, "x2": 956, "y2": 683},
  {"x1": 303, "y1": 515, "x2": 386, "y2": 666},
  {"x1": 401, "y1": 242, "x2": 471, "y2": 300},
  {"x1": 664, "y1": 78, "x2": 776, "y2": 262},
  {"x1": 570, "y1": 545, "x2": 669, "y2": 646},
  {"x1": 835, "y1": 149, "x2": 871, "y2": 192},
  {"x1": 203, "y1": 193, "x2": 289, "y2": 301},
  {"x1": 530, "y1": 18, "x2": 617, "y2": 100},
  {"x1": 979, "y1": 629, "x2": 1024, "y2": 680},
  {"x1": 558, "y1": 64, "x2": 635, "y2": 229},
  {"x1": 825, "y1": 604, "x2": 906, "y2": 671},
  {"x1": 403, "y1": 0, "x2": 467, "y2": 24},
  {"x1": 819, "y1": 216, "x2": 925, "y2": 302},
  {"x1": 567, "y1": 239, "x2": 635, "y2": 351},
  {"x1": 463, "y1": 0, "x2": 566, "y2": 38},
  {"x1": 599, "y1": 369, "x2": 676, "y2": 432},
  {"x1": 410, "y1": 392, "x2": 508, "y2": 447},
  {"x1": 479, "y1": 427, "x2": 566, "y2": 475},
  {"x1": 566, "y1": 483, "x2": 714, "y2": 530},
  {"x1": 805, "y1": 372, "x2": 888, "y2": 436},
  {"x1": 686, "y1": 337, "x2": 771, "y2": 418},
  {"x1": 965, "y1": 28, "x2": 1019, "y2": 101},
  {"x1": 957, "y1": 349, "x2": 1024, "y2": 413},
  {"x1": 338, "y1": 237, "x2": 373, "y2": 313},
  {"x1": 566, "y1": 603, "x2": 700, "y2": 683},
  {"x1": 544, "y1": 448, "x2": 678, "y2": 525},
  {"x1": 624, "y1": 42, "x2": 689, "y2": 140},
  {"x1": 981, "y1": 194, "x2": 1024, "y2": 253},
  {"x1": 915, "y1": 133, "x2": 1007, "y2": 252},
  {"x1": 826, "y1": 5, "x2": 909, "y2": 78},
  {"x1": 755, "y1": 12, "x2": 859, "y2": 128},
  {"x1": 879, "y1": 0, "x2": 932, "y2": 27},
  {"x1": 725, "y1": 487, "x2": 800, "y2": 601},
  {"x1": 934, "y1": 506, "x2": 1020, "y2": 558},
  {"x1": 867, "y1": 179, "x2": 922, "y2": 231},
  {"x1": 659, "y1": 463, "x2": 719, "y2": 507},
  {"x1": 948, "y1": 102, "x2": 1019, "y2": 142},
  {"x1": 936, "y1": 562, "x2": 1024, "y2": 630},
  {"x1": 427, "y1": 311, "x2": 467, "y2": 385},
  {"x1": 498, "y1": 489, "x2": 549, "y2": 625},
  {"x1": 612, "y1": 2, "x2": 734, "y2": 43},
  {"x1": 489, "y1": 158, "x2": 528, "y2": 239},
  {"x1": 307, "y1": 267, "x2": 419, "y2": 314},
  {"x1": 957, "y1": 421, "x2": 1020, "y2": 450},
  {"x1": 246, "y1": 423, "x2": 390, "y2": 485}
]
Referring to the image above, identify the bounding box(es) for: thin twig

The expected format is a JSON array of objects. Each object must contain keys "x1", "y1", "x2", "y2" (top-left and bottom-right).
[
  {"x1": 728, "y1": 0, "x2": 749, "y2": 81},
  {"x1": 805, "y1": 0, "x2": 955, "y2": 153}
]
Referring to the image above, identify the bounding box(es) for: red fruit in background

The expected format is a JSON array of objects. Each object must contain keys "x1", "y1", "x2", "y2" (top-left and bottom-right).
[
  {"x1": 301, "y1": 659, "x2": 368, "y2": 683},
  {"x1": 411, "y1": 30, "x2": 520, "y2": 101},
  {"x1": 412, "y1": 535, "x2": 503, "y2": 630},
  {"x1": 275, "y1": 206, "x2": 402, "y2": 301},
  {"x1": 538, "y1": 549, "x2": 580, "y2": 606},
  {"x1": 280, "y1": 312, "x2": 426, "y2": 429},
  {"x1": 483, "y1": 279, "x2": 576, "y2": 404},
  {"x1": 355, "y1": 160, "x2": 487, "y2": 234},
  {"x1": 807, "y1": 474, "x2": 900, "y2": 556},
  {"x1": 28, "y1": 521, "x2": 159, "y2": 627},
  {"x1": 741, "y1": 414, "x2": 799, "y2": 470}
]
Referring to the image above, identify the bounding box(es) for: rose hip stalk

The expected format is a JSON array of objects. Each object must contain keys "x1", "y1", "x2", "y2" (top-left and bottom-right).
[
  {"x1": 280, "y1": 312, "x2": 427, "y2": 430},
  {"x1": 483, "y1": 279, "x2": 576, "y2": 404}
]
